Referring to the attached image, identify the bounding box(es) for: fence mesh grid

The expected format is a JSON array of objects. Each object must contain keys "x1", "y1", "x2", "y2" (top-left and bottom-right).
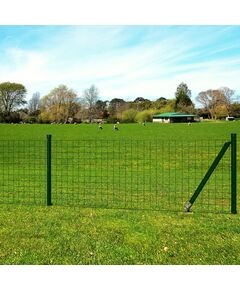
[
  {"x1": 0, "y1": 140, "x2": 46, "y2": 205},
  {"x1": 0, "y1": 138, "x2": 234, "y2": 213}
]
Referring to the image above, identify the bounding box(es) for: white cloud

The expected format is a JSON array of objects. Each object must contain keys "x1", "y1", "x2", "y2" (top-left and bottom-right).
[
  {"x1": 0, "y1": 26, "x2": 239, "y2": 101},
  {"x1": 0, "y1": 48, "x2": 50, "y2": 82}
]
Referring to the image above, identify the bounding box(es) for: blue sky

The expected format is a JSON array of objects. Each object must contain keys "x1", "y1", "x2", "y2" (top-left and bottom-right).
[{"x1": 0, "y1": 25, "x2": 240, "y2": 102}]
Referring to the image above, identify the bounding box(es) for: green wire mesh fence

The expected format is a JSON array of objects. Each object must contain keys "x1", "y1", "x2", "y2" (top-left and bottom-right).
[
  {"x1": 0, "y1": 140, "x2": 46, "y2": 205},
  {"x1": 0, "y1": 135, "x2": 236, "y2": 213}
]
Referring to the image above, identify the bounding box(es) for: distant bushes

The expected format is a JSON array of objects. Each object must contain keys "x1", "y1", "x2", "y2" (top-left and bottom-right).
[
  {"x1": 119, "y1": 109, "x2": 161, "y2": 123},
  {"x1": 122, "y1": 109, "x2": 138, "y2": 122},
  {"x1": 106, "y1": 116, "x2": 121, "y2": 124},
  {"x1": 135, "y1": 110, "x2": 156, "y2": 123}
]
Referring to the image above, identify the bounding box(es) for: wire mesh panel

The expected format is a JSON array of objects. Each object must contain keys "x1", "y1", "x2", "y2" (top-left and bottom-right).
[
  {"x1": 51, "y1": 139, "x2": 232, "y2": 213},
  {"x1": 0, "y1": 140, "x2": 46, "y2": 205},
  {"x1": 180, "y1": 140, "x2": 231, "y2": 213},
  {"x1": 0, "y1": 137, "x2": 233, "y2": 212}
]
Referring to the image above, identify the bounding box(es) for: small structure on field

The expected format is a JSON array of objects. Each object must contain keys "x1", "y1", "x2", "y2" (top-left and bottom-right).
[
  {"x1": 152, "y1": 112, "x2": 196, "y2": 123},
  {"x1": 226, "y1": 116, "x2": 235, "y2": 121}
]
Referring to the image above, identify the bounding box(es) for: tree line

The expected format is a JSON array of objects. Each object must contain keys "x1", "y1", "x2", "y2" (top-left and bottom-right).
[{"x1": 0, "y1": 81, "x2": 239, "y2": 123}]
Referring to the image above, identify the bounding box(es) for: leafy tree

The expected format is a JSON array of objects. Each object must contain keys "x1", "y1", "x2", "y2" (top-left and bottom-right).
[
  {"x1": 214, "y1": 104, "x2": 229, "y2": 119},
  {"x1": 174, "y1": 82, "x2": 193, "y2": 111},
  {"x1": 0, "y1": 82, "x2": 27, "y2": 117},
  {"x1": 40, "y1": 84, "x2": 80, "y2": 122},
  {"x1": 196, "y1": 89, "x2": 227, "y2": 119},
  {"x1": 196, "y1": 107, "x2": 210, "y2": 119},
  {"x1": 153, "y1": 97, "x2": 167, "y2": 109},
  {"x1": 130, "y1": 98, "x2": 151, "y2": 111},
  {"x1": 1, "y1": 111, "x2": 22, "y2": 123},
  {"x1": 230, "y1": 102, "x2": 240, "y2": 118},
  {"x1": 133, "y1": 97, "x2": 150, "y2": 103},
  {"x1": 158, "y1": 99, "x2": 176, "y2": 113},
  {"x1": 95, "y1": 100, "x2": 109, "y2": 119},
  {"x1": 156, "y1": 97, "x2": 167, "y2": 102},
  {"x1": 219, "y1": 87, "x2": 235, "y2": 116},
  {"x1": 28, "y1": 92, "x2": 40, "y2": 116},
  {"x1": 38, "y1": 111, "x2": 51, "y2": 123},
  {"x1": 198, "y1": 87, "x2": 236, "y2": 118},
  {"x1": 82, "y1": 84, "x2": 99, "y2": 122},
  {"x1": 108, "y1": 98, "x2": 126, "y2": 115}
]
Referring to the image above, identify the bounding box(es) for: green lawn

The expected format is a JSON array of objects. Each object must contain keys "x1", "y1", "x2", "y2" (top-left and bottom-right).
[
  {"x1": 0, "y1": 122, "x2": 239, "y2": 264},
  {"x1": 0, "y1": 122, "x2": 237, "y2": 212},
  {"x1": 0, "y1": 121, "x2": 239, "y2": 140},
  {"x1": 0, "y1": 204, "x2": 240, "y2": 265}
]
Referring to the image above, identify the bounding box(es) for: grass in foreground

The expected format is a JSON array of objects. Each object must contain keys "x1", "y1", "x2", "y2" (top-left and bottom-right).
[
  {"x1": 0, "y1": 204, "x2": 240, "y2": 265},
  {"x1": 0, "y1": 122, "x2": 239, "y2": 264}
]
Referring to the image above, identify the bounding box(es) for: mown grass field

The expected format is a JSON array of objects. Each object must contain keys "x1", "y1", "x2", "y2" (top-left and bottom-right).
[
  {"x1": 0, "y1": 120, "x2": 239, "y2": 140},
  {"x1": 0, "y1": 121, "x2": 240, "y2": 264}
]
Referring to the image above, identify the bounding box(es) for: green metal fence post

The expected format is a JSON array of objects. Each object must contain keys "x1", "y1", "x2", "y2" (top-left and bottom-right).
[
  {"x1": 231, "y1": 133, "x2": 237, "y2": 214},
  {"x1": 47, "y1": 134, "x2": 52, "y2": 206},
  {"x1": 184, "y1": 141, "x2": 231, "y2": 212}
]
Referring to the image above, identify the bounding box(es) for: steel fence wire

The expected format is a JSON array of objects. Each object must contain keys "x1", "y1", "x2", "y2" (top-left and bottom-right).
[
  {"x1": 0, "y1": 137, "x2": 236, "y2": 213},
  {"x1": 51, "y1": 138, "x2": 232, "y2": 213},
  {"x1": 0, "y1": 140, "x2": 46, "y2": 205}
]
